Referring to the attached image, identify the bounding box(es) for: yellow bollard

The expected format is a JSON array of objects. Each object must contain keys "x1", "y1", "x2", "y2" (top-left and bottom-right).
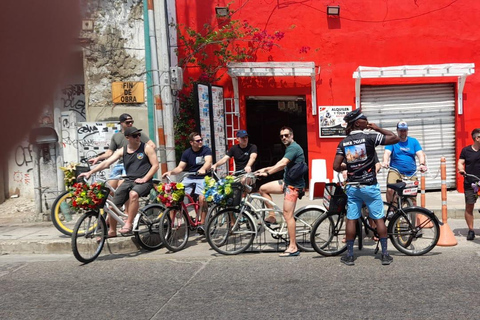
[{"x1": 437, "y1": 157, "x2": 458, "y2": 246}]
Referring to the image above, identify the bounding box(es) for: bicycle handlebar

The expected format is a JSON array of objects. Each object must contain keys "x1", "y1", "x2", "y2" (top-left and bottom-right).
[{"x1": 460, "y1": 172, "x2": 480, "y2": 181}]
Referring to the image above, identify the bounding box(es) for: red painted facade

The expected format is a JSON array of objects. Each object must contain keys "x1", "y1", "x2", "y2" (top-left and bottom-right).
[{"x1": 175, "y1": 0, "x2": 480, "y2": 190}]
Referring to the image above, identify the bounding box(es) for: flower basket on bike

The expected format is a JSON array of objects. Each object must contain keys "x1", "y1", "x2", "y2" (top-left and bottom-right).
[
  {"x1": 157, "y1": 182, "x2": 185, "y2": 207},
  {"x1": 60, "y1": 163, "x2": 89, "y2": 188},
  {"x1": 204, "y1": 175, "x2": 243, "y2": 206},
  {"x1": 323, "y1": 183, "x2": 347, "y2": 213},
  {"x1": 69, "y1": 182, "x2": 109, "y2": 211}
]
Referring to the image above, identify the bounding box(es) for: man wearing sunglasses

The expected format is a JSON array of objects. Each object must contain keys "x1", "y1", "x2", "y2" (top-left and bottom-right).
[
  {"x1": 89, "y1": 113, "x2": 155, "y2": 189},
  {"x1": 78, "y1": 127, "x2": 159, "y2": 236},
  {"x1": 162, "y1": 132, "x2": 212, "y2": 234},
  {"x1": 256, "y1": 126, "x2": 306, "y2": 257}
]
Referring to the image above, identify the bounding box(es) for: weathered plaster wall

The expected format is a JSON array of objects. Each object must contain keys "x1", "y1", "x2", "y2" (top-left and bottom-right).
[{"x1": 81, "y1": 0, "x2": 149, "y2": 125}]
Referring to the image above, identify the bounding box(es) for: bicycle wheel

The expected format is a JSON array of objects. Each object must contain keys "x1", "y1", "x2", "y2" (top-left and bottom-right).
[
  {"x1": 310, "y1": 212, "x2": 347, "y2": 256},
  {"x1": 71, "y1": 211, "x2": 107, "y2": 263},
  {"x1": 134, "y1": 204, "x2": 165, "y2": 251},
  {"x1": 294, "y1": 207, "x2": 325, "y2": 252},
  {"x1": 51, "y1": 191, "x2": 86, "y2": 236},
  {"x1": 206, "y1": 208, "x2": 256, "y2": 255},
  {"x1": 388, "y1": 207, "x2": 440, "y2": 256},
  {"x1": 159, "y1": 207, "x2": 189, "y2": 252}
]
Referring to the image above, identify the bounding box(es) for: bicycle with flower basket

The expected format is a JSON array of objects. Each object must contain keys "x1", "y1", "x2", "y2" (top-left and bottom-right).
[
  {"x1": 156, "y1": 171, "x2": 235, "y2": 252},
  {"x1": 205, "y1": 173, "x2": 325, "y2": 255},
  {"x1": 71, "y1": 177, "x2": 165, "y2": 263}
]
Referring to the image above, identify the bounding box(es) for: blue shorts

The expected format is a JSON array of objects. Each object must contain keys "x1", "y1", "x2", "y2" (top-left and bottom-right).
[
  {"x1": 183, "y1": 176, "x2": 205, "y2": 197},
  {"x1": 346, "y1": 184, "x2": 384, "y2": 220},
  {"x1": 109, "y1": 163, "x2": 126, "y2": 179}
]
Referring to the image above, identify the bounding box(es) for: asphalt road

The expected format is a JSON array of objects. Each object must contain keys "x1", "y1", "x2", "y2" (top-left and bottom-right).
[{"x1": 1, "y1": 237, "x2": 480, "y2": 320}]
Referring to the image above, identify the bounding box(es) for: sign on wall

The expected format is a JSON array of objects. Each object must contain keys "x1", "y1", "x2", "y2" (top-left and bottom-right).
[
  {"x1": 318, "y1": 106, "x2": 352, "y2": 137},
  {"x1": 112, "y1": 81, "x2": 145, "y2": 103}
]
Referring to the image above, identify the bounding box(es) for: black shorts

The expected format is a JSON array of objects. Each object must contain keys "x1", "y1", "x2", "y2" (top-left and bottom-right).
[
  {"x1": 112, "y1": 180, "x2": 153, "y2": 207},
  {"x1": 464, "y1": 187, "x2": 478, "y2": 205}
]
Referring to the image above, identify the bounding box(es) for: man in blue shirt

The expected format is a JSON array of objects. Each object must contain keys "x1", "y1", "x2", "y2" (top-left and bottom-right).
[
  {"x1": 382, "y1": 121, "x2": 427, "y2": 205},
  {"x1": 162, "y1": 132, "x2": 212, "y2": 233}
]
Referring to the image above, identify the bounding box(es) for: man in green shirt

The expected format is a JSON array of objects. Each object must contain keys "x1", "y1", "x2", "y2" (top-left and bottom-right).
[{"x1": 257, "y1": 126, "x2": 306, "y2": 257}]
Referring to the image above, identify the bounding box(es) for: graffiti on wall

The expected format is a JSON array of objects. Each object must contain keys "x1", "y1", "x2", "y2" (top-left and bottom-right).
[{"x1": 61, "y1": 84, "x2": 86, "y2": 120}]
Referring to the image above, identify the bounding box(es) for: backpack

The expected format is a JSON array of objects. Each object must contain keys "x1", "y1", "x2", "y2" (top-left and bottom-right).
[{"x1": 286, "y1": 161, "x2": 308, "y2": 180}]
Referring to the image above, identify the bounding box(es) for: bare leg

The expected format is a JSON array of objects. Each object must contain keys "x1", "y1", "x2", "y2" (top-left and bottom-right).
[
  {"x1": 283, "y1": 198, "x2": 298, "y2": 252},
  {"x1": 259, "y1": 181, "x2": 283, "y2": 222},
  {"x1": 465, "y1": 203, "x2": 475, "y2": 230}
]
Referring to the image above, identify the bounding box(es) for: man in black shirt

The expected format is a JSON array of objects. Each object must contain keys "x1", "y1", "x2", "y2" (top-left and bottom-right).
[
  {"x1": 212, "y1": 130, "x2": 258, "y2": 173},
  {"x1": 458, "y1": 128, "x2": 480, "y2": 240},
  {"x1": 334, "y1": 109, "x2": 399, "y2": 265},
  {"x1": 79, "y1": 127, "x2": 159, "y2": 236}
]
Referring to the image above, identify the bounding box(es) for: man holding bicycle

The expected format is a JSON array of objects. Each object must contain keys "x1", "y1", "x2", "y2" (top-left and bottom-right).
[
  {"x1": 162, "y1": 132, "x2": 212, "y2": 234},
  {"x1": 256, "y1": 126, "x2": 306, "y2": 257},
  {"x1": 334, "y1": 109, "x2": 399, "y2": 265},
  {"x1": 382, "y1": 121, "x2": 427, "y2": 206},
  {"x1": 458, "y1": 128, "x2": 480, "y2": 240},
  {"x1": 78, "y1": 127, "x2": 159, "y2": 236},
  {"x1": 211, "y1": 129, "x2": 257, "y2": 173},
  {"x1": 89, "y1": 113, "x2": 155, "y2": 189}
]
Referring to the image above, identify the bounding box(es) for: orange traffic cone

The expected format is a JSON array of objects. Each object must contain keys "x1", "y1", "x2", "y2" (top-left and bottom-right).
[{"x1": 437, "y1": 157, "x2": 457, "y2": 246}]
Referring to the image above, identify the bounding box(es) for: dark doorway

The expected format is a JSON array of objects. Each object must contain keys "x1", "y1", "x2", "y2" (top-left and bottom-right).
[{"x1": 246, "y1": 98, "x2": 308, "y2": 186}]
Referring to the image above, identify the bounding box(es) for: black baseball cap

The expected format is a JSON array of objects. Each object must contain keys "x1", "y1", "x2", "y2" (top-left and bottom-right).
[
  {"x1": 343, "y1": 108, "x2": 367, "y2": 123},
  {"x1": 118, "y1": 113, "x2": 133, "y2": 123},
  {"x1": 236, "y1": 130, "x2": 248, "y2": 138},
  {"x1": 124, "y1": 127, "x2": 142, "y2": 137}
]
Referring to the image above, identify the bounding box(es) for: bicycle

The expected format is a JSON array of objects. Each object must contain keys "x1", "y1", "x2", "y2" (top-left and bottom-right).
[
  {"x1": 385, "y1": 166, "x2": 423, "y2": 208},
  {"x1": 52, "y1": 157, "x2": 157, "y2": 236},
  {"x1": 71, "y1": 177, "x2": 165, "y2": 263},
  {"x1": 158, "y1": 172, "x2": 224, "y2": 252},
  {"x1": 205, "y1": 173, "x2": 325, "y2": 255},
  {"x1": 310, "y1": 180, "x2": 441, "y2": 257}
]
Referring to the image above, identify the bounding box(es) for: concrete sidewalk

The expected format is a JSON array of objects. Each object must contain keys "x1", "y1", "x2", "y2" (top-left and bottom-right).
[{"x1": 0, "y1": 190, "x2": 478, "y2": 255}]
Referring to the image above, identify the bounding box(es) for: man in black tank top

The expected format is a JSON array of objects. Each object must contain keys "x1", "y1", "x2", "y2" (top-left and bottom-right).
[{"x1": 78, "y1": 127, "x2": 159, "y2": 236}]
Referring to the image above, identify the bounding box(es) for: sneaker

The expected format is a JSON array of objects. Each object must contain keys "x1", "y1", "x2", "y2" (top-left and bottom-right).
[
  {"x1": 467, "y1": 230, "x2": 475, "y2": 241},
  {"x1": 381, "y1": 254, "x2": 393, "y2": 265},
  {"x1": 340, "y1": 255, "x2": 355, "y2": 266},
  {"x1": 197, "y1": 225, "x2": 205, "y2": 235}
]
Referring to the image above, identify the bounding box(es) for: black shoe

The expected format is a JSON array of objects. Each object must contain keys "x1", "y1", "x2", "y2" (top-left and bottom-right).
[
  {"x1": 197, "y1": 225, "x2": 205, "y2": 235},
  {"x1": 381, "y1": 254, "x2": 393, "y2": 265},
  {"x1": 467, "y1": 230, "x2": 475, "y2": 241},
  {"x1": 340, "y1": 255, "x2": 355, "y2": 266}
]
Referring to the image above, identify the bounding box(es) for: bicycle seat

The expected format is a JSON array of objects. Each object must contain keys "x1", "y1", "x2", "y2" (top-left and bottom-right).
[{"x1": 386, "y1": 181, "x2": 406, "y2": 192}]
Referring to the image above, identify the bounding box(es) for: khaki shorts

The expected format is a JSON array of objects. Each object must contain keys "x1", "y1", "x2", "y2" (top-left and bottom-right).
[{"x1": 387, "y1": 170, "x2": 418, "y2": 184}]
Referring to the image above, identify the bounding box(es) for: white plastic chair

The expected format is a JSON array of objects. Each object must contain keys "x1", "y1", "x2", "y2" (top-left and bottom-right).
[{"x1": 309, "y1": 159, "x2": 330, "y2": 200}]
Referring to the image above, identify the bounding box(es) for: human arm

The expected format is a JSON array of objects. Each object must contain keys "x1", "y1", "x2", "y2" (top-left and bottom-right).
[
  {"x1": 244, "y1": 152, "x2": 257, "y2": 173},
  {"x1": 89, "y1": 149, "x2": 113, "y2": 165},
  {"x1": 458, "y1": 158, "x2": 466, "y2": 175},
  {"x1": 135, "y1": 144, "x2": 159, "y2": 184},
  {"x1": 79, "y1": 149, "x2": 122, "y2": 180},
  {"x1": 382, "y1": 149, "x2": 392, "y2": 168},
  {"x1": 162, "y1": 161, "x2": 187, "y2": 178},
  {"x1": 146, "y1": 139, "x2": 156, "y2": 150},
  {"x1": 256, "y1": 157, "x2": 289, "y2": 177},
  {"x1": 333, "y1": 154, "x2": 346, "y2": 172},
  {"x1": 416, "y1": 150, "x2": 428, "y2": 172},
  {"x1": 211, "y1": 155, "x2": 230, "y2": 171},
  {"x1": 197, "y1": 155, "x2": 212, "y2": 175},
  {"x1": 367, "y1": 123, "x2": 400, "y2": 145}
]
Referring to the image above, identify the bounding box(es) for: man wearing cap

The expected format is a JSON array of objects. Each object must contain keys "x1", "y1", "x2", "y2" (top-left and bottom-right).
[
  {"x1": 458, "y1": 128, "x2": 480, "y2": 240},
  {"x1": 162, "y1": 132, "x2": 212, "y2": 234},
  {"x1": 89, "y1": 113, "x2": 155, "y2": 189},
  {"x1": 78, "y1": 127, "x2": 159, "y2": 236},
  {"x1": 382, "y1": 121, "x2": 427, "y2": 206},
  {"x1": 334, "y1": 108, "x2": 399, "y2": 265},
  {"x1": 211, "y1": 130, "x2": 257, "y2": 173}
]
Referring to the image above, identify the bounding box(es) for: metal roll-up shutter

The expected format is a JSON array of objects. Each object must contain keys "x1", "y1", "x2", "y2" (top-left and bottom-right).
[{"x1": 361, "y1": 83, "x2": 456, "y2": 191}]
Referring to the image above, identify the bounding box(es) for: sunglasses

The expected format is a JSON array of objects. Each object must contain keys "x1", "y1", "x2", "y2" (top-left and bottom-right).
[
  {"x1": 130, "y1": 133, "x2": 141, "y2": 138},
  {"x1": 279, "y1": 133, "x2": 290, "y2": 138},
  {"x1": 125, "y1": 120, "x2": 134, "y2": 125},
  {"x1": 194, "y1": 139, "x2": 203, "y2": 143}
]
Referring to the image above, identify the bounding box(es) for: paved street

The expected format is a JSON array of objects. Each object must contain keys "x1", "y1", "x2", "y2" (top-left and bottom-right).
[{"x1": 1, "y1": 229, "x2": 480, "y2": 320}]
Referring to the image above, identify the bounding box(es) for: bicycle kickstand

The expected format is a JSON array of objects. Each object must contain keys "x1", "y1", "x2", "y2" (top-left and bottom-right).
[{"x1": 374, "y1": 238, "x2": 380, "y2": 254}]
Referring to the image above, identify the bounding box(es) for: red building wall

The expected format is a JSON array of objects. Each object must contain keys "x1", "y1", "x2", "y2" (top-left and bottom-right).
[{"x1": 175, "y1": 0, "x2": 480, "y2": 190}]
